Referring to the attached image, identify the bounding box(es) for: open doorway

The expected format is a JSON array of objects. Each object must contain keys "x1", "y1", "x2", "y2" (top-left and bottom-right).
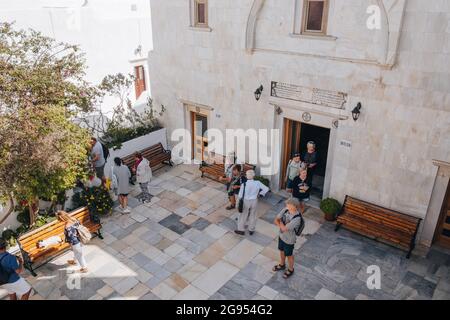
[
  {"x1": 281, "y1": 119, "x2": 330, "y2": 199},
  {"x1": 190, "y1": 111, "x2": 208, "y2": 162},
  {"x1": 434, "y1": 181, "x2": 450, "y2": 249}
]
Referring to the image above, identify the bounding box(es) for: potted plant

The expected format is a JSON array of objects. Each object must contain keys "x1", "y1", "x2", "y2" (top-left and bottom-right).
[
  {"x1": 320, "y1": 198, "x2": 341, "y2": 222},
  {"x1": 77, "y1": 186, "x2": 114, "y2": 217}
]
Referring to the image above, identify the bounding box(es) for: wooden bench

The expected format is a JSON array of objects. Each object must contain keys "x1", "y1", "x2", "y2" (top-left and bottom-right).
[
  {"x1": 122, "y1": 142, "x2": 173, "y2": 174},
  {"x1": 335, "y1": 196, "x2": 422, "y2": 258},
  {"x1": 199, "y1": 154, "x2": 256, "y2": 183},
  {"x1": 16, "y1": 207, "x2": 103, "y2": 276}
]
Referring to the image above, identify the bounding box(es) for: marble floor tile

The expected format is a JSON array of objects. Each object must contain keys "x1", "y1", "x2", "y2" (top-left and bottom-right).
[{"x1": 192, "y1": 260, "x2": 239, "y2": 295}]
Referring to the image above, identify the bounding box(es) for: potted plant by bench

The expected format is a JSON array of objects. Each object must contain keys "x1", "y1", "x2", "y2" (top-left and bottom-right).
[{"x1": 320, "y1": 198, "x2": 341, "y2": 222}]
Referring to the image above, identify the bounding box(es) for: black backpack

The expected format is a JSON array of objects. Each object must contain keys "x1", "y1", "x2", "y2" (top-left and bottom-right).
[
  {"x1": 293, "y1": 213, "x2": 305, "y2": 236},
  {"x1": 0, "y1": 254, "x2": 12, "y2": 285},
  {"x1": 100, "y1": 142, "x2": 110, "y2": 160},
  {"x1": 282, "y1": 210, "x2": 305, "y2": 236}
]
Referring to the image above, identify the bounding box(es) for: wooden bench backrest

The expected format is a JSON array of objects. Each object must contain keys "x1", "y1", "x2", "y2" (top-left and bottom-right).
[
  {"x1": 342, "y1": 196, "x2": 420, "y2": 234},
  {"x1": 122, "y1": 143, "x2": 169, "y2": 169},
  {"x1": 18, "y1": 208, "x2": 91, "y2": 261},
  {"x1": 204, "y1": 154, "x2": 256, "y2": 172}
]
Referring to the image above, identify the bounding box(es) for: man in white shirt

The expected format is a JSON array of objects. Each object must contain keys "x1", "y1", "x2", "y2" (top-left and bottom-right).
[{"x1": 235, "y1": 170, "x2": 270, "y2": 235}]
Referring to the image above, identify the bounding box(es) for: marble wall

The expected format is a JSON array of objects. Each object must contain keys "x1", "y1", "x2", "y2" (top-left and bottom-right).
[{"x1": 148, "y1": 0, "x2": 450, "y2": 240}]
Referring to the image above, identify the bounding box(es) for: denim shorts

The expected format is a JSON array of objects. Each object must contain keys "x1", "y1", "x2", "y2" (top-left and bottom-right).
[{"x1": 278, "y1": 237, "x2": 295, "y2": 257}]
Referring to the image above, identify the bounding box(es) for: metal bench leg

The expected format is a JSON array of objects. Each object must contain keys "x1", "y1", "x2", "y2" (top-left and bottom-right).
[
  {"x1": 25, "y1": 261, "x2": 37, "y2": 277},
  {"x1": 335, "y1": 223, "x2": 342, "y2": 232},
  {"x1": 96, "y1": 229, "x2": 104, "y2": 240}
]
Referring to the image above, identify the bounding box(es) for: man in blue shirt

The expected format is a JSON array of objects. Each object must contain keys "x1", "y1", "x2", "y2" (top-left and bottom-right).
[{"x1": 0, "y1": 238, "x2": 32, "y2": 300}]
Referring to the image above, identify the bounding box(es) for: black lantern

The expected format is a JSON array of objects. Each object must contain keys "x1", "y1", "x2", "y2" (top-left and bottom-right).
[
  {"x1": 352, "y1": 102, "x2": 362, "y2": 121},
  {"x1": 254, "y1": 85, "x2": 263, "y2": 101}
]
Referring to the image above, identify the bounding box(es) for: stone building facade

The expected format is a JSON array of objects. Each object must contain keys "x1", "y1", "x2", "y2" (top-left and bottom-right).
[{"x1": 147, "y1": 0, "x2": 450, "y2": 247}]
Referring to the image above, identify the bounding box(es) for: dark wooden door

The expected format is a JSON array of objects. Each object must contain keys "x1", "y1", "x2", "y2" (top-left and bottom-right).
[
  {"x1": 280, "y1": 118, "x2": 301, "y2": 189},
  {"x1": 436, "y1": 182, "x2": 450, "y2": 248}
]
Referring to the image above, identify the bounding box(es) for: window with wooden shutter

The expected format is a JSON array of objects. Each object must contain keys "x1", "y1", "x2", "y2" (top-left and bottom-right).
[
  {"x1": 194, "y1": 0, "x2": 208, "y2": 27},
  {"x1": 134, "y1": 65, "x2": 146, "y2": 99},
  {"x1": 302, "y1": 0, "x2": 329, "y2": 35}
]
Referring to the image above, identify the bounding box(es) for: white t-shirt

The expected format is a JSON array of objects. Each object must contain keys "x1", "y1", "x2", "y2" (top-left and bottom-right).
[{"x1": 91, "y1": 141, "x2": 105, "y2": 167}]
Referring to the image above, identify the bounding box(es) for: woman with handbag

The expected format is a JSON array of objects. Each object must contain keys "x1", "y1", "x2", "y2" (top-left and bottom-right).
[
  {"x1": 235, "y1": 170, "x2": 269, "y2": 236},
  {"x1": 56, "y1": 211, "x2": 89, "y2": 273}
]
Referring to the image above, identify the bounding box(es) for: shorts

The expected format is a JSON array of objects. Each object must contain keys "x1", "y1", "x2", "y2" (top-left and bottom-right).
[
  {"x1": 227, "y1": 187, "x2": 240, "y2": 197},
  {"x1": 95, "y1": 165, "x2": 105, "y2": 178},
  {"x1": 3, "y1": 277, "x2": 32, "y2": 297},
  {"x1": 278, "y1": 237, "x2": 295, "y2": 257},
  {"x1": 286, "y1": 179, "x2": 294, "y2": 189}
]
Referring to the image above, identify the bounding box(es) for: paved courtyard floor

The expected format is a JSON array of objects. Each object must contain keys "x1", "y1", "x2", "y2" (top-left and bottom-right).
[{"x1": 2, "y1": 164, "x2": 450, "y2": 300}]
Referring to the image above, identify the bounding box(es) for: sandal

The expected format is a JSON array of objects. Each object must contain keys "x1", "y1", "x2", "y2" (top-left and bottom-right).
[
  {"x1": 283, "y1": 269, "x2": 295, "y2": 279},
  {"x1": 272, "y1": 264, "x2": 286, "y2": 272}
]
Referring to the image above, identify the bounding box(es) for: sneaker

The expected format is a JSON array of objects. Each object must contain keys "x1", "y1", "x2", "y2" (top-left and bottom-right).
[
  {"x1": 234, "y1": 230, "x2": 245, "y2": 236},
  {"x1": 123, "y1": 207, "x2": 131, "y2": 214}
]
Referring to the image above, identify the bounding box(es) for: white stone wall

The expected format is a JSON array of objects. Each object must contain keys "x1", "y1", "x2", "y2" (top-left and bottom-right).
[{"x1": 148, "y1": 0, "x2": 450, "y2": 225}]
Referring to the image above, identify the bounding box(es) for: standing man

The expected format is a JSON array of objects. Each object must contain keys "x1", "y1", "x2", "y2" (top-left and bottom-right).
[
  {"x1": 235, "y1": 170, "x2": 270, "y2": 236},
  {"x1": 90, "y1": 137, "x2": 106, "y2": 181},
  {"x1": 273, "y1": 198, "x2": 302, "y2": 279},
  {"x1": 303, "y1": 141, "x2": 318, "y2": 188},
  {"x1": 0, "y1": 238, "x2": 32, "y2": 300}
]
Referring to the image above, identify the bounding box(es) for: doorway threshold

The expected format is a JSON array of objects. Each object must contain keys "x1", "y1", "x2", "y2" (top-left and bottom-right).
[{"x1": 273, "y1": 190, "x2": 321, "y2": 209}]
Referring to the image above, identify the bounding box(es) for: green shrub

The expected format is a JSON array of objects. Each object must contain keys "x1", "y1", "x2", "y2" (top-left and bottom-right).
[
  {"x1": 320, "y1": 198, "x2": 341, "y2": 215},
  {"x1": 2, "y1": 229, "x2": 17, "y2": 246},
  {"x1": 15, "y1": 225, "x2": 29, "y2": 237},
  {"x1": 254, "y1": 176, "x2": 270, "y2": 188},
  {"x1": 101, "y1": 98, "x2": 165, "y2": 150},
  {"x1": 73, "y1": 186, "x2": 113, "y2": 217},
  {"x1": 16, "y1": 209, "x2": 31, "y2": 226}
]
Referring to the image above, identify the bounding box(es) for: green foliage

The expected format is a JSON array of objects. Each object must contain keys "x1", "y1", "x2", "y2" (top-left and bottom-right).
[
  {"x1": 1, "y1": 229, "x2": 17, "y2": 246},
  {"x1": 101, "y1": 96, "x2": 165, "y2": 150},
  {"x1": 16, "y1": 208, "x2": 31, "y2": 226},
  {"x1": 72, "y1": 186, "x2": 113, "y2": 216},
  {"x1": 320, "y1": 198, "x2": 342, "y2": 216},
  {"x1": 254, "y1": 176, "x2": 270, "y2": 188}
]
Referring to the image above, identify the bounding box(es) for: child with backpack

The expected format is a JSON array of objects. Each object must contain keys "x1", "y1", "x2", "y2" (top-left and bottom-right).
[{"x1": 273, "y1": 198, "x2": 305, "y2": 279}]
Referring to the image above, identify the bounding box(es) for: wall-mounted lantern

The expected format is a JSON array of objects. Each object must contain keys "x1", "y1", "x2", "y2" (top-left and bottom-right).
[
  {"x1": 254, "y1": 85, "x2": 263, "y2": 101},
  {"x1": 352, "y1": 102, "x2": 362, "y2": 121}
]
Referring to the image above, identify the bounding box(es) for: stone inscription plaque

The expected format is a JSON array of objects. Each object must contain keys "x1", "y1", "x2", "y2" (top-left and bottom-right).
[{"x1": 271, "y1": 81, "x2": 347, "y2": 109}]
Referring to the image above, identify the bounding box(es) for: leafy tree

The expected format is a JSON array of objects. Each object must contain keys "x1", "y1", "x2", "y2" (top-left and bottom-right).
[{"x1": 0, "y1": 23, "x2": 100, "y2": 225}]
